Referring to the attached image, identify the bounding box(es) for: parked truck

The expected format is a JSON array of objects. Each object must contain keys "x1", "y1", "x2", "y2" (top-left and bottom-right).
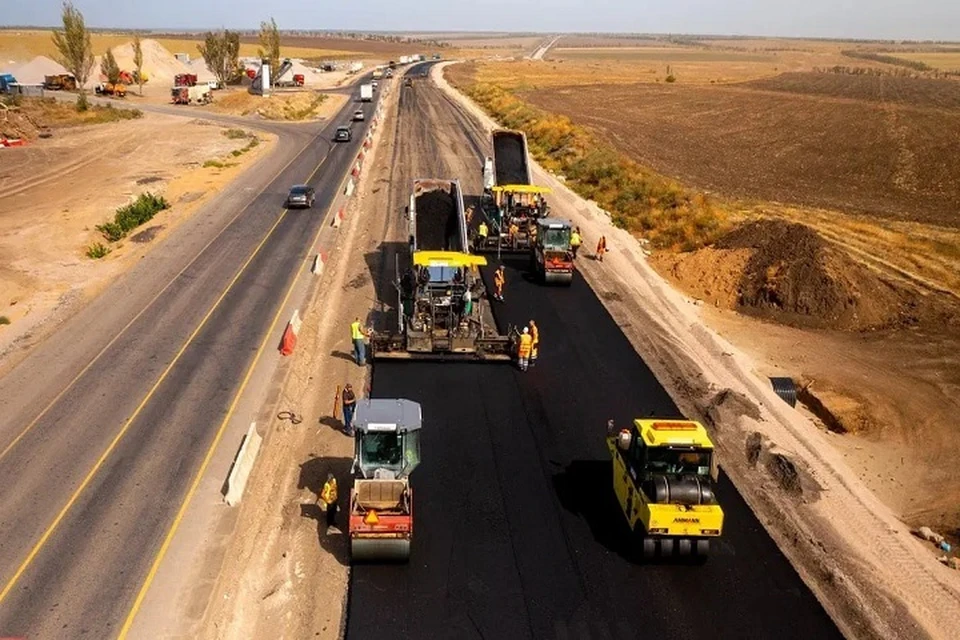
[
  {"x1": 0, "y1": 74, "x2": 17, "y2": 94},
  {"x1": 360, "y1": 83, "x2": 373, "y2": 102},
  {"x1": 171, "y1": 84, "x2": 212, "y2": 105},
  {"x1": 370, "y1": 179, "x2": 515, "y2": 361},
  {"x1": 43, "y1": 74, "x2": 77, "y2": 91}
]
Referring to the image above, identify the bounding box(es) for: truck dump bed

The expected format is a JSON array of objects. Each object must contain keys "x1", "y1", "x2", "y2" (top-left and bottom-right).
[
  {"x1": 411, "y1": 179, "x2": 467, "y2": 253},
  {"x1": 492, "y1": 129, "x2": 531, "y2": 187}
]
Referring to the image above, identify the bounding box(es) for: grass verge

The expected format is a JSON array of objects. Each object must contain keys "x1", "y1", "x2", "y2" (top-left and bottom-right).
[
  {"x1": 448, "y1": 65, "x2": 728, "y2": 249},
  {"x1": 96, "y1": 193, "x2": 170, "y2": 242}
]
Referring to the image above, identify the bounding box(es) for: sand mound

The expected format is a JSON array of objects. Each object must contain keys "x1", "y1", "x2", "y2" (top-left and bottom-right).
[
  {"x1": 95, "y1": 39, "x2": 190, "y2": 85},
  {"x1": 11, "y1": 56, "x2": 68, "y2": 84}
]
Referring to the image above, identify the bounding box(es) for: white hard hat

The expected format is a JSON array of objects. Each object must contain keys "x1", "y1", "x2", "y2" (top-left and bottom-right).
[{"x1": 523, "y1": 327, "x2": 529, "y2": 334}]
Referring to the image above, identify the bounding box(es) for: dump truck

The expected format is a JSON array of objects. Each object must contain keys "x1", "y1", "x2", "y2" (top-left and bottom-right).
[
  {"x1": 370, "y1": 179, "x2": 515, "y2": 361},
  {"x1": 473, "y1": 129, "x2": 552, "y2": 255},
  {"x1": 95, "y1": 82, "x2": 127, "y2": 97},
  {"x1": 530, "y1": 217, "x2": 574, "y2": 285},
  {"x1": 174, "y1": 73, "x2": 197, "y2": 87},
  {"x1": 607, "y1": 419, "x2": 724, "y2": 561},
  {"x1": 43, "y1": 74, "x2": 77, "y2": 91},
  {"x1": 171, "y1": 84, "x2": 212, "y2": 105},
  {"x1": 349, "y1": 398, "x2": 422, "y2": 562},
  {"x1": 360, "y1": 83, "x2": 373, "y2": 102},
  {"x1": 0, "y1": 74, "x2": 17, "y2": 94}
]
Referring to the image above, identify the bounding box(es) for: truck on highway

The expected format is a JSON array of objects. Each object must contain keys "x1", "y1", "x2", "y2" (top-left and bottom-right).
[
  {"x1": 360, "y1": 83, "x2": 373, "y2": 102},
  {"x1": 607, "y1": 418, "x2": 724, "y2": 561},
  {"x1": 349, "y1": 398, "x2": 422, "y2": 562},
  {"x1": 370, "y1": 179, "x2": 515, "y2": 361}
]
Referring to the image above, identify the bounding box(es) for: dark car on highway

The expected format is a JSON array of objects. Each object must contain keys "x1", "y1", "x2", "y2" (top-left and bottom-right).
[
  {"x1": 335, "y1": 126, "x2": 352, "y2": 142},
  {"x1": 286, "y1": 184, "x2": 316, "y2": 209}
]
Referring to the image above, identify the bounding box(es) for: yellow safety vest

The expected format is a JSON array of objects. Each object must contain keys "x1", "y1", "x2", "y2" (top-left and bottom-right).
[
  {"x1": 321, "y1": 479, "x2": 338, "y2": 505},
  {"x1": 530, "y1": 325, "x2": 539, "y2": 346},
  {"x1": 479, "y1": 222, "x2": 489, "y2": 238},
  {"x1": 351, "y1": 321, "x2": 363, "y2": 340},
  {"x1": 518, "y1": 333, "x2": 533, "y2": 357},
  {"x1": 570, "y1": 232, "x2": 581, "y2": 247}
]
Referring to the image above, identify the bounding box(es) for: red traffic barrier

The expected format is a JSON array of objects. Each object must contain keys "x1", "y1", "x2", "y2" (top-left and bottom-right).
[
  {"x1": 279, "y1": 310, "x2": 302, "y2": 356},
  {"x1": 331, "y1": 208, "x2": 345, "y2": 229}
]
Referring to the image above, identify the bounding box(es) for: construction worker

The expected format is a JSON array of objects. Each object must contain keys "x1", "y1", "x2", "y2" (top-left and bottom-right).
[
  {"x1": 517, "y1": 326, "x2": 532, "y2": 371},
  {"x1": 596, "y1": 235, "x2": 607, "y2": 262},
  {"x1": 463, "y1": 287, "x2": 473, "y2": 317},
  {"x1": 350, "y1": 317, "x2": 367, "y2": 366},
  {"x1": 319, "y1": 472, "x2": 339, "y2": 530},
  {"x1": 342, "y1": 383, "x2": 357, "y2": 435},
  {"x1": 493, "y1": 265, "x2": 506, "y2": 302},
  {"x1": 570, "y1": 227, "x2": 582, "y2": 259},
  {"x1": 528, "y1": 320, "x2": 539, "y2": 367},
  {"x1": 478, "y1": 220, "x2": 489, "y2": 245}
]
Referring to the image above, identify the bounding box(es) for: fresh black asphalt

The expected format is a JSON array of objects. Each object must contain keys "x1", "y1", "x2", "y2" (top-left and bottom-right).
[
  {"x1": 0, "y1": 87, "x2": 381, "y2": 637},
  {"x1": 347, "y1": 68, "x2": 841, "y2": 640}
]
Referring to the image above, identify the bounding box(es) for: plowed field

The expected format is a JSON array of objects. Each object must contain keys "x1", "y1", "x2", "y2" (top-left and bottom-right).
[{"x1": 525, "y1": 73, "x2": 960, "y2": 227}]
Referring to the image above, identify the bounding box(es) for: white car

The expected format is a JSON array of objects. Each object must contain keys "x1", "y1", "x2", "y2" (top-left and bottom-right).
[
  {"x1": 353, "y1": 109, "x2": 365, "y2": 122},
  {"x1": 372, "y1": 80, "x2": 379, "y2": 90}
]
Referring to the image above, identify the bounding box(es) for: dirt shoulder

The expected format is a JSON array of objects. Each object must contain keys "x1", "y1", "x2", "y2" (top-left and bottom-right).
[
  {"x1": 438, "y1": 60, "x2": 960, "y2": 640},
  {"x1": 0, "y1": 110, "x2": 275, "y2": 372},
  {"x1": 194, "y1": 79, "x2": 399, "y2": 640}
]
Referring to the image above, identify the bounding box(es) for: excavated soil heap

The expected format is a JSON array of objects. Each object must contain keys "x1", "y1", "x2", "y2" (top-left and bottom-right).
[
  {"x1": 415, "y1": 186, "x2": 461, "y2": 252},
  {"x1": 715, "y1": 220, "x2": 910, "y2": 330}
]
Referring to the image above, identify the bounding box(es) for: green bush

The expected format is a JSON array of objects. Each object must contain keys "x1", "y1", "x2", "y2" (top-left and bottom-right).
[
  {"x1": 96, "y1": 193, "x2": 169, "y2": 242},
  {"x1": 665, "y1": 75, "x2": 677, "y2": 83},
  {"x1": 222, "y1": 128, "x2": 249, "y2": 139},
  {"x1": 0, "y1": 316, "x2": 10, "y2": 326},
  {"x1": 76, "y1": 92, "x2": 89, "y2": 112},
  {"x1": 85, "y1": 242, "x2": 111, "y2": 259}
]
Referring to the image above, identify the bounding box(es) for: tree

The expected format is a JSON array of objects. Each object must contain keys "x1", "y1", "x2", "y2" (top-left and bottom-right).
[
  {"x1": 132, "y1": 35, "x2": 144, "y2": 95},
  {"x1": 198, "y1": 30, "x2": 240, "y2": 88},
  {"x1": 51, "y1": 1, "x2": 94, "y2": 93},
  {"x1": 258, "y1": 18, "x2": 281, "y2": 85},
  {"x1": 101, "y1": 49, "x2": 120, "y2": 85}
]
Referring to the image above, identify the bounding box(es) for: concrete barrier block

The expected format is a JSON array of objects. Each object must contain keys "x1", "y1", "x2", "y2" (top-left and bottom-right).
[{"x1": 224, "y1": 423, "x2": 263, "y2": 506}]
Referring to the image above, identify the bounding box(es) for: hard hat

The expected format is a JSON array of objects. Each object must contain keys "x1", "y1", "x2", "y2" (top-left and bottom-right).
[{"x1": 523, "y1": 327, "x2": 529, "y2": 334}]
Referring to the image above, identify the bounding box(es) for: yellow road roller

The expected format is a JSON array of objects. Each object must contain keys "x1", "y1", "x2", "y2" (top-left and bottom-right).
[
  {"x1": 607, "y1": 418, "x2": 724, "y2": 560},
  {"x1": 349, "y1": 398, "x2": 422, "y2": 562}
]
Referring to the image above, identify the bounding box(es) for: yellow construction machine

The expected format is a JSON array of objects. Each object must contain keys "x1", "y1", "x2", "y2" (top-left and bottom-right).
[{"x1": 607, "y1": 418, "x2": 724, "y2": 560}]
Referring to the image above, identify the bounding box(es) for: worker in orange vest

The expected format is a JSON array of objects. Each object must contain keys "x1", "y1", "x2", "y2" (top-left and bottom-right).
[
  {"x1": 596, "y1": 235, "x2": 607, "y2": 262},
  {"x1": 319, "y1": 472, "x2": 339, "y2": 530},
  {"x1": 493, "y1": 265, "x2": 506, "y2": 302},
  {"x1": 528, "y1": 320, "x2": 539, "y2": 367},
  {"x1": 517, "y1": 326, "x2": 533, "y2": 371}
]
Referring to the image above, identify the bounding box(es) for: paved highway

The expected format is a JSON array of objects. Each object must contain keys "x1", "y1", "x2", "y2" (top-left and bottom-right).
[
  {"x1": 0, "y1": 85, "x2": 380, "y2": 637},
  {"x1": 346, "y1": 63, "x2": 841, "y2": 639}
]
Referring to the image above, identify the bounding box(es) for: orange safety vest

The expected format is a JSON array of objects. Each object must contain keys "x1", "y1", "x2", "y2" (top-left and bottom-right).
[
  {"x1": 518, "y1": 333, "x2": 532, "y2": 357},
  {"x1": 321, "y1": 478, "x2": 338, "y2": 506},
  {"x1": 494, "y1": 270, "x2": 505, "y2": 287},
  {"x1": 530, "y1": 325, "x2": 539, "y2": 356}
]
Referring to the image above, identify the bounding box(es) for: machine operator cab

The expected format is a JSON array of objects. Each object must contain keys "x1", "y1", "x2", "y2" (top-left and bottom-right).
[
  {"x1": 353, "y1": 398, "x2": 422, "y2": 480},
  {"x1": 608, "y1": 418, "x2": 724, "y2": 560}
]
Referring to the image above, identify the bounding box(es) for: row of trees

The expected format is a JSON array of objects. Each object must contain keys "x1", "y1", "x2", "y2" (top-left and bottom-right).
[{"x1": 51, "y1": 1, "x2": 286, "y2": 98}]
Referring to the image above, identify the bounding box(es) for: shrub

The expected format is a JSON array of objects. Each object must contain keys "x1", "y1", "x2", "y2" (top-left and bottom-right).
[
  {"x1": 665, "y1": 75, "x2": 677, "y2": 83},
  {"x1": 86, "y1": 242, "x2": 111, "y2": 258},
  {"x1": 96, "y1": 193, "x2": 169, "y2": 242},
  {"x1": 76, "y1": 92, "x2": 89, "y2": 112},
  {"x1": 0, "y1": 316, "x2": 9, "y2": 325},
  {"x1": 222, "y1": 128, "x2": 249, "y2": 139}
]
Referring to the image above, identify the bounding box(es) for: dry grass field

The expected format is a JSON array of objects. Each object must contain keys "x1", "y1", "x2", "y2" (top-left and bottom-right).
[
  {"x1": 525, "y1": 73, "x2": 960, "y2": 228},
  {"x1": 897, "y1": 51, "x2": 960, "y2": 71},
  {"x1": 0, "y1": 30, "x2": 372, "y2": 64}
]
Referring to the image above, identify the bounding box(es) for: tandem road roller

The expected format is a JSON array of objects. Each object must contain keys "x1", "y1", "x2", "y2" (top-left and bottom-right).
[
  {"x1": 607, "y1": 418, "x2": 724, "y2": 561},
  {"x1": 349, "y1": 398, "x2": 422, "y2": 562}
]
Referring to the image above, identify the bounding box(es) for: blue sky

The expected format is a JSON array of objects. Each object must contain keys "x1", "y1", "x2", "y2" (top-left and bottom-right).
[{"x1": 2, "y1": 0, "x2": 957, "y2": 41}]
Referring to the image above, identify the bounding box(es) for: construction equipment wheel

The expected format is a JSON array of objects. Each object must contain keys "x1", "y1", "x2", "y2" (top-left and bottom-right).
[
  {"x1": 641, "y1": 537, "x2": 656, "y2": 560},
  {"x1": 659, "y1": 537, "x2": 675, "y2": 557},
  {"x1": 695, "y1": 539, "x2": 711, "y2": 560},
  {"x1": 350, "y1": 538, "x2": 411, "y2": 563},
  {"x1": 677, "y1": 538, "x2": 693, "y2": 557}
]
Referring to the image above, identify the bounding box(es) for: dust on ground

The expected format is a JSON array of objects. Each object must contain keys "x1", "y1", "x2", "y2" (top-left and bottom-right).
[
  {"x1": 209, "y1": 89, "x2": 347, "y2": 121},
  {"x1": 0, "y1": 112, "x2": 275, "y2": 370}
]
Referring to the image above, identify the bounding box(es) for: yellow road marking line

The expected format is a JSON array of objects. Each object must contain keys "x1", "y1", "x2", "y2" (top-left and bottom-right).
[
  {"x1": 0, "y1": 141, "x2": 337, "y2": 607},
  {"x1": 117, "y1": 148, "x2": 352, "y2": 638},
  {"x1": 0, "y1": 134, "x2": 313, "y2": 466}
]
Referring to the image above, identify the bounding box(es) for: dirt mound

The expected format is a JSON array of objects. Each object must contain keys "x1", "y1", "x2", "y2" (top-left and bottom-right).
[
  {"x1": 11, "y1": 56, "x2": 67, "y2": 84},
  {"x1": 415, "y1": 187, "x2": 460, "y2": 251},
  {"x1": 0, "y1": 101, "x2": 42, "y2": 140},
  {"x1": 649, "y1": 246, "x2": 752, "y2": 309},
  {"x1": 714, "y1": 220, "x2": 910, "y2": 330}
]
